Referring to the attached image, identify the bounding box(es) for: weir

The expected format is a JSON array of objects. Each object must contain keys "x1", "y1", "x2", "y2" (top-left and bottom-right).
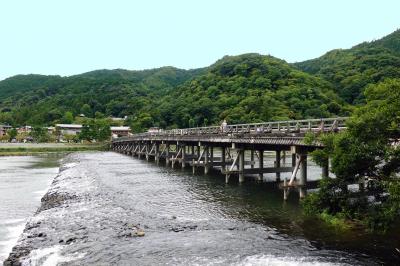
[{"x1": 111, "y1": 117, "x2": 347, "y2": 199}]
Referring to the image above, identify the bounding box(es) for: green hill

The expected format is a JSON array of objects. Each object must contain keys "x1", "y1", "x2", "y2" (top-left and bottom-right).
[
  {"x1": 0, "y1": 67, "x2": 205, "y2": 126},
  {"x1": 294, "y1": 29, "x2": 400, "y2": 104},
  {"x1": 2, "y1": 29, "x2": 400, "y2": 131},
  {"x1": 153, "y1": 54, "x2": 347, "y2": 129}
]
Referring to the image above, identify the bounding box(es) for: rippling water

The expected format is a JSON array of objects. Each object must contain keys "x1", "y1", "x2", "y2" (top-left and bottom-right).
[
  {"x1": 5, "y1": 152, "x2": 400, "y2": 265},
  {"x1": 0, "y1": 155, "x2": 60, "y2": 264}
]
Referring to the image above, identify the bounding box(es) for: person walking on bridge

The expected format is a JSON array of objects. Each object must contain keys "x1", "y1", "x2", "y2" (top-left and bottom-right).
[{"x1": 220, "y1": 119, "x2": 227, "y2": 133}]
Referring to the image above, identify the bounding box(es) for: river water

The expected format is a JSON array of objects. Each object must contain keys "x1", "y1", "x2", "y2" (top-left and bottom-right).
[
  {"x1": 2, "y1": 152, "x2": 400, "y2": 265},
  {"x1": 0, "y1": 155, "x2": 60, "y2": 264}
]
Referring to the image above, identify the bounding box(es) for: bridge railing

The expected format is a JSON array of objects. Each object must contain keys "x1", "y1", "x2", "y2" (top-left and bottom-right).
[{"x1": 116, "y1": 117, "x2": 348, "y2": 141}]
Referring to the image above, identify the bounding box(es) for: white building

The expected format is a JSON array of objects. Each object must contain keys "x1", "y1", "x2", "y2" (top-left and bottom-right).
[
  {"x1": 111, "y1": 126, "x2": 131, "y2": 138},
  {"x1": 55, "y1": 124, "x2": 83, "y2": 135}
]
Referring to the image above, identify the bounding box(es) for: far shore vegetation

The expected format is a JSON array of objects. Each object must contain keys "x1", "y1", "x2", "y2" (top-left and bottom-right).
[{"x1": 0, "y1": 143, "x2": 108, "y2": 156}]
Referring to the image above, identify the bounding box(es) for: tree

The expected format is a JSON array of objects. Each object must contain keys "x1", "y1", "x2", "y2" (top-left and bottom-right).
[
  {"x1": 304, "y1": 79, "x2": 400, "y2": 231},
  {"x1": 80, "y1": 104, "x2": 92, "y2": 117},
  {"x1": 62, "y1": 111, "x2": 74, "y2": 124},
  {"x1": 7, "y1": 128, "x2": 17, "y2": 141},
  {"x1": 78, "y1": 119, "x2": 111, "y2": 142},
  {"x1": 30, "y1": 127, "x2": 50, "y2": 143},
  {"x1": 96, "y1": 119, "x2": 111, "y2": 141}
]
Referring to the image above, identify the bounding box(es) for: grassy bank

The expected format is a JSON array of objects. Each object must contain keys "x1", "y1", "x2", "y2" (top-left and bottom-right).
[{"x1": 0, "y1": 143, "x2": 109, "y2": 156}]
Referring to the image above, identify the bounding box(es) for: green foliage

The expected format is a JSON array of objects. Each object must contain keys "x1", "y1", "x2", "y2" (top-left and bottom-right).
[
  {"x1": 1, "y1": 29, "x2": 400, "y2": 134},
  {"x1": 0, "y1": 54, "x2": 350, "y2": 132},
  {"x1": 79, "y1": 119, "x2": 111, "y2": 142},
  {"x1": 30, "y1": 127, "x2": 50, "y2": 143},
  {"x1": 7, "y1": 128, "x2": 17, "y2": 140},
  {"x1": 160, "y1": 54, "x2": 346, "y2": 128},
  {"x1": 295, "y1": 30, "x2": 400, "y2": 104},
  {"x1": 62, "y1": 111, "x2": 74, "y2": 124},
  {"x1": 0, "y1": 67, "x2": 204, "y2": 129},
  {"x1": 304, "y1": 79, "x2": 400, "y2": 231}
]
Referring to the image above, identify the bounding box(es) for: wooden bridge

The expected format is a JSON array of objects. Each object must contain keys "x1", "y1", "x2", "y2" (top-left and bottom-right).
[{"x1": 111, "y1": 117, "x2": 347, "y2": 199}]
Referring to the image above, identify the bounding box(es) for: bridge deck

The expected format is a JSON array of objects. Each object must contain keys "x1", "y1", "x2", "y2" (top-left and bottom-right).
[{"x1": 113, "y1": 117, "x2": 347, "y2": 148}]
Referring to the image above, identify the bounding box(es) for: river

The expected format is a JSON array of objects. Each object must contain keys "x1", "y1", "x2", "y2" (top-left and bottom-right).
[
  {"x1": 2, "y1": 152, "x2": 400, "y2": 265},
  {"x1": 0, "y1": 155, "x2": 60, "y2": 264}
]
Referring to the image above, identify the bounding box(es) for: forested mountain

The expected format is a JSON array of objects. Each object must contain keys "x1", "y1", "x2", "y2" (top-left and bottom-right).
[
  {"x1": 0, "y1": 67, "x2": 205, "y2": 127},
  {"x1": 1, "y1": 29, "x2": 399, "y2": 131},
  {"x1": 154, "y1": 54, "x2": 347, "y2": 129},
  {"x1": 294, "y1": 29, "x2": 400, "y2": 104}
]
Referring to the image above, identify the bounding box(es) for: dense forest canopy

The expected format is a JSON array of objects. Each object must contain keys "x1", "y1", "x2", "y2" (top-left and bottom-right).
[
  {"x1": 156, "y1": 54, "x2": 347, "y2": 129},
  {"x1": 1, "y1": 29, "x2": 400, "y2": 132},
  {"x1": 294, "y1": 29, "x2": 400, "y2": 104}
]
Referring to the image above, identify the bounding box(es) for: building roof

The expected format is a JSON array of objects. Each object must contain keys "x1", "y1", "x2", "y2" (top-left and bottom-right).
[
  {"x1": 111, "y1": 126, "x2": 131, "y2": 131},
  {"x1": 111, "y1": 116, "x2": 128, "y2": 121},
  {"x1": 0, "y1": 124, "x2": 12, "y2": 128},
  {"x1": 55, "y1": 124, "x2": 83, "y2": 129}
]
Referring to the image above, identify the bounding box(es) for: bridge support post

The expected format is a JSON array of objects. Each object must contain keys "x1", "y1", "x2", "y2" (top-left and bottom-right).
[
  {"x1": 250, "y1": 150, "x2": 254, "y2": 169},
  {"x1": 138, "y1": 143, "x2": 142, "y2": 159},
  {"x1": 299, "y1": 154, "x2": 307, "y2": 199},
  {"x1": 204, "y1": 146, "x2": 209, "y2": 174},
  {"x1": 165, "y1": 143, "x2": 170, "y2": 166},
  {"x1": 155, "y1": 143, "x2": 160, "y2": 165},
  {"x1": 146, "y1": 143, "x2": 150, "y2": 161},
  {"x1": 238, "y1": 149, "x2": 245, "y2": 183},
  {"x1": 221, "y1": 147, "x2": 226, "y2": 173},
  {"x1": 291, "y1": 153, "x2": 296, "y2": 167},
  {"x1": 258, "y1": 150, "x2": 264, "y2": 181},
  {"x1": 181, "y1": 144, "x2": 186, "y2": 168},
  {"x1": 210, "y1": 147, "x2": 214, "y2": 171},
  {"x1": 275, "y1": 150, "x2": 281, "y2": 182}
]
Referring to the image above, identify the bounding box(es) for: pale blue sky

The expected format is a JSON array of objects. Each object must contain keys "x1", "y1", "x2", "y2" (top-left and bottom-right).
[{"x1": 0, "y1": 0, "x2": 399, "y2": 80}]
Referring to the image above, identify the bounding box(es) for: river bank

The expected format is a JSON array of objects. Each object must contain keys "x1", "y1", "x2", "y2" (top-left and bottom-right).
[
  {"x1": 6, "y1": 151, "x2": 394, "y2": 265},
  {"x1": 0, "y1": 143, "x2": 108, "y2": 156}
]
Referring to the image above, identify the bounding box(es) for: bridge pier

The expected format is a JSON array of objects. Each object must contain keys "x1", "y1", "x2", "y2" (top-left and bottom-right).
[
  {"x1": 258, "y1": 150, "x2": 263, "y2": 181},
  {"x1": 204, "y1": 146, "x2": 209, "y2": 174},
  {"x1": 165, "y1": 143, "x2": 170, "y2": 166},
  {"x1": 238, "y1": 149, "x2": 245, "y2": 183},
  {"x1": 250, "y1": 150, "x2": 254, "y2": 169},
  {"x1": 275, "y1": 150, "x2": 281, "y2": 182},
  {"x1": 291, "y1": 153, "x2": 296, "y2": 167},
  {"x1": 181, "y1": 144, "x2": 186, "y2": 168},
  {"x1": 146, "y1": 142, "x2": 150, "y2": 161},
  {"x1": 299, "y1": 153, "x2": 308, "y2": 199},
  {"x1": 138, "y1": 143, "x2": 142, "y2": 159},
  {"x1": 210, "y1": 147, "x2": 214, "y2": 169},
  {"x1": 155, "y1": 143, "x2": 160, "y2": 164},
  {"x1": 221, "y1": 147, "x2": 226, "y2": 174}
]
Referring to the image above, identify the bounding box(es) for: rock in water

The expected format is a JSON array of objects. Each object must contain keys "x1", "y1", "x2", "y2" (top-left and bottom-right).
[{"x1": 135, "y1": 230, "x2": 145, "y2": 237}]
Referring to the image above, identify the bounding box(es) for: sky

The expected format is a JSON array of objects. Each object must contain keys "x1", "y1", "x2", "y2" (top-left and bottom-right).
[{"x1": 0, "y1": 0, "x2": 399, "y2": 81}]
